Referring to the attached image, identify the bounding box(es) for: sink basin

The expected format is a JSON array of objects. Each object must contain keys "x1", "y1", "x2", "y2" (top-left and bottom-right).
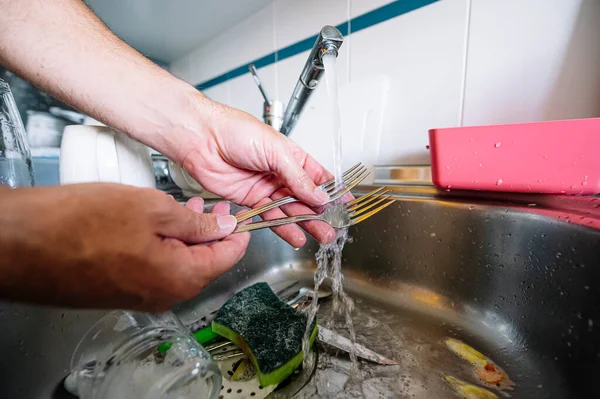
[{"x1": 1, "y1": 186, "x2": 599, "y2": 398}]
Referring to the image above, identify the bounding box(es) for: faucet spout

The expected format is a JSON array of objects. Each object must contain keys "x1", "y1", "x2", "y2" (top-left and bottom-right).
[{"x1": 279, "y1": 25, "x2": 343, "y2": 136}]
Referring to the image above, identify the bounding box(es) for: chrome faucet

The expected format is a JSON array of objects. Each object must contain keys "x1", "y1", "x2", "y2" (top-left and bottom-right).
[{"x1": 249, "y1": 25, "x2": 344, "y2": 136}]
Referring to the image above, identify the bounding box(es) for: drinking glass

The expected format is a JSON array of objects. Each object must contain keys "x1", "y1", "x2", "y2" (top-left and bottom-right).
[
  {"x1": 70, "y1": 310, "x2": 221, "y2": 399},
  {"x1": 0, "y1": 78, "x2": 34, "y2": 187}
]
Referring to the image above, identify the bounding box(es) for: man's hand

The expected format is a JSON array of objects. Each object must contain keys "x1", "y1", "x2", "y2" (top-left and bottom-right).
[
  {"x1": 172, "y1": 101, "x2": 338, "y2": 248},
  {"x1": 0, "y1": 184, "x2": 250, "y2": 311},
  {"x1": 0, "y1": 0, "x2": 338, "y2": 248}
]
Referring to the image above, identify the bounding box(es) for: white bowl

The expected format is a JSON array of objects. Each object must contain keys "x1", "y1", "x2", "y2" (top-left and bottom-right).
[
  {"x1": 168, "y1": 161, "x2": 205, "y2": 195},
  {"x1": 60, "y1": 125, "x2": 155, "y2": 188}
]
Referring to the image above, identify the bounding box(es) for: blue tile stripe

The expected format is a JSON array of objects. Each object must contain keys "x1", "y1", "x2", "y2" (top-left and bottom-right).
[{"x1": 195, "y1": 0, "x2": 439, "y2": 91}]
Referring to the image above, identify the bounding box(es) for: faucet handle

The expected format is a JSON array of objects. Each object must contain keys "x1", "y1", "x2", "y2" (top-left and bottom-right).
[
  {"x1": 248, "y1": 64, "x2": 271, "y2": 104},
  {"x1": 248, "y1": 64, "x2": 284, "y2": 131}
]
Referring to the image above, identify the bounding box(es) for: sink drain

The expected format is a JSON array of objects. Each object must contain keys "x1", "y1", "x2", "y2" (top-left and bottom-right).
[
  {"x1": 218, "y1": 355, "x2": 275, "y2": 399},
  {"x1": 215, "y1": 346, "x2": 318, "y2": 399}
]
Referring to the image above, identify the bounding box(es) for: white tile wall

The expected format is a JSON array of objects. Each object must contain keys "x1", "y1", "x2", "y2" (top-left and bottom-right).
[
  {"x1": 170, "y1": 0, "x2": 600, "y2": 170},
  {"x1": 350, "y1": 0, "x2": 468, "y2": 165},
  {"x1": 463, "y1": 0, "x2": 600, "y2": 126},
  {"x1": 170, "y1": 3, "x2": 275, "y2": 85}
]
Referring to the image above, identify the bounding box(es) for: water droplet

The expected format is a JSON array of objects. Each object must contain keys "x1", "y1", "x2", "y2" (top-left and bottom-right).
[
  {"x1": 446, "y1": 185, "x2": 452, "y2": 189},
  {"x1": 570, "y1": 185, "x2": 576, "y2": 189},
  {"x1": 478, "y1": 163, "x2": 482, "y2": 167},
  {"x1": 496, "y1": 179, "x2": 503, "y2": 186},
  {"x1": 445, "y1": 166, "x2": 450, "y2": 170},
  {"x1": 582, "y1": 175, "x2": 588, "y2": 186},
  {"x1": 556, "y1": 252, "x2": 562, "y2": 258},
  {"x1": 494, "y1": 142, "x2": 501, "y2": 148}
]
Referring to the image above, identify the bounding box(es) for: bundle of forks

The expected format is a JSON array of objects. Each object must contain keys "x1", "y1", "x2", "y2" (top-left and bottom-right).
[{"x1": 234, "y1": 163, "x2": 395, "y2": 233}]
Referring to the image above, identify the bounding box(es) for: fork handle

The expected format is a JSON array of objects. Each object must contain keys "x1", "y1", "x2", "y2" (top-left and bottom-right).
[
  {"x1": 236, "y1": 196, "x2": 299, "y2": 222},
  {"x1": 235, "y1": 214, "x2": 320, "y2": 233}
]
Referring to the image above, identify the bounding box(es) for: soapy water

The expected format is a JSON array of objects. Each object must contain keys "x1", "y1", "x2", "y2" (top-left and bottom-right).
[{"x1": 297, "y1": 298, "x2": 430, "y2": 399}]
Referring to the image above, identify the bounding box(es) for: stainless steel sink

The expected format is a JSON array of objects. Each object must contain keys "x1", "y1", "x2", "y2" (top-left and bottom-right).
[{"x1": 1, "y1": 186, "x2": 599, "y2": 398}]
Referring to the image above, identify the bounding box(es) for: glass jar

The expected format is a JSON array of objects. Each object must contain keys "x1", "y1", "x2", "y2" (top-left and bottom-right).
[
  {"x1": 0, "y1": 78, "x2": 34, "y2": 187},
  {"x1": 70, "y1": 310, "x2": 221, "y2": 399}
]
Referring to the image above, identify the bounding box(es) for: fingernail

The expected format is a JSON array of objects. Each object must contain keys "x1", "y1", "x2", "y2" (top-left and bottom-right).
[
  {"x1": 326, "y1": 229, "x2": 336, "y2": 242},
  {"x1": 217, "y1": 215, "x2": 237, "y2": 231},
  {"x1": 313, "y1": 187, "x2": 329, "y2": 204}
]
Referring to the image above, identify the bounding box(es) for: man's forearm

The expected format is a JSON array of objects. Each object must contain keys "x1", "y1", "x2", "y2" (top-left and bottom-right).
[{"x1": 0, "y1": 0, "x2": 210, "y2": 161}]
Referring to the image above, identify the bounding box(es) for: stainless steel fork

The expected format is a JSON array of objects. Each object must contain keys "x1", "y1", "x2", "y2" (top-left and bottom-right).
[
  {"x1": 236, "y1": 162, "x2": 369, "y2": 222},
  {"x1": 235, "y1": 187, "x2": 395, "y2": 233}
]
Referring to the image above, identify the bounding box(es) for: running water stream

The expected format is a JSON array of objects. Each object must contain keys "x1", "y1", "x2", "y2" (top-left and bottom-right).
[
  {"x1": 302, "y1": 51, "x2": 357, "y2": 375},
  {"x1": 323, "y1": 52, "x2": 344, "y2": 190}
]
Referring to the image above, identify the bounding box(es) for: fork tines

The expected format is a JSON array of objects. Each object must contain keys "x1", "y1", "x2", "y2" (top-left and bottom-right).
[
  {"x1": 347, "y1": 187, "x2": 395, "y2": 225},
  {"x1": 327, "y1": 163, "x2": 370, "y2": 201},
  {"x1": 236, "y1": 162, "x2": 370, "y2": 223}
]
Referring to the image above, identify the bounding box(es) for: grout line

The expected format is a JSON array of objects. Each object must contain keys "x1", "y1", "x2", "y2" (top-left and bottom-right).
[
  {"x1": 458, "y1": 0, "x2": 472, "y2": 127},
  {"x1": 272, "y1": 1, "x2": 279, "y2": 100},
  {"x1": 347, "y1": 0, "x2": 352, "y2": 86}
]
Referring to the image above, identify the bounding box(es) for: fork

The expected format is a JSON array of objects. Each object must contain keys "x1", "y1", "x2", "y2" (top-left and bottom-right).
[
  {"x1": 235, "y1": 187, "x2": 395, "y2": 233},
  {"x1": 236, "y1": 162, "x2": 369, "y2": 222}
]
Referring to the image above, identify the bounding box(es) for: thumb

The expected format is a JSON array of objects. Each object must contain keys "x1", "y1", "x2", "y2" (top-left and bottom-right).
[
  {"x1": 269, "y1": 139, "x2": 329, "y2": 206},
  {"x1": 158, "y1": 204, "x2": 237, "y2": 244}
]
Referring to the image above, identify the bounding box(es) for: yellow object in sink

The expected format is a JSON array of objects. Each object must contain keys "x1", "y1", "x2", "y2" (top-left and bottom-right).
[
  {"x1": 443, "y1": 375, "x2": 498, "y2": 399},
  {"x1": 444, "y1": 338, "x2": 488, "y2": 368}
]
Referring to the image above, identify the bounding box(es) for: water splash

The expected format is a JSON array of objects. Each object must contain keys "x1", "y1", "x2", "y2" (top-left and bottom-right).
[{"x1": 302, "y1": 228, "x2": 357, "y2": 374}]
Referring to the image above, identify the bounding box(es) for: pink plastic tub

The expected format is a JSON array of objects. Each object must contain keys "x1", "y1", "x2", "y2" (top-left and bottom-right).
[{"x1": 428, "y1": 118, "x2": 600, "y2": 195}]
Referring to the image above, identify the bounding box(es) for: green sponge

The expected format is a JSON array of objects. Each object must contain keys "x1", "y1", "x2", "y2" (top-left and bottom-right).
[{"x1": 212, "y1": 282, "x2": 318, "y2": 387}]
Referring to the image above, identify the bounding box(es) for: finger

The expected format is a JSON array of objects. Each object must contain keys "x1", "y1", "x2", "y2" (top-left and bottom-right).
[
  {"x1": 239, "y1": 173, "x2": 283, "y2": 208},
  {"x1": 253, "y1": 197, "x2": 307, "y2": 248},
  {"x1": 272, "y1": 188, "x2": 336, "y2": 244},
  {"x1": 188, "y1": 227, "x2": 250, "y2": 283},
  {"x1": 269, "y1": 137, "x2": 329, "y2": 206},
  {"x1": 186, "y1": 196, "x2": 205, "y2": 213},
  {"x1": 297, "y1": 153, "x2": 357, "y2": 201},
  {"x1": 340, "y1": 191, "x2": 355, "y2": 202},
  {"x1": 210, "y1": 201, "x2": 230, "y2": 215},
  {"x1": 157, "y1": 201, "x2": 237, "y2": 244},
  {"x1": 300, "y1": 152, "x2": 335, "y2": 185}
]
